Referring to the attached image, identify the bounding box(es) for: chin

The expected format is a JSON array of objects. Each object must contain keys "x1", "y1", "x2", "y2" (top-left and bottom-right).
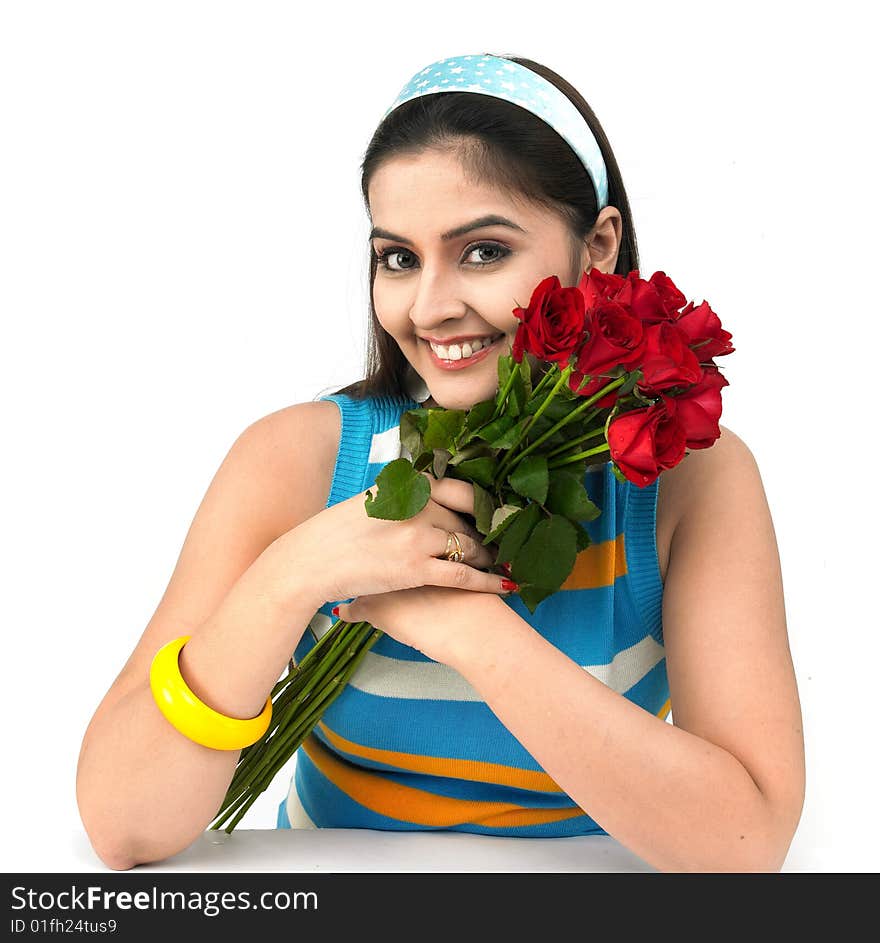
[{"x1": 427, "y1": 387, "x2": 495, "y2": 412}]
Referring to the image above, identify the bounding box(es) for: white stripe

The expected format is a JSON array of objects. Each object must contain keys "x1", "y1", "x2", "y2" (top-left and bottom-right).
[
  {"x1": 367, "y1": 426, "x2": 404, "y2": 464},
  {"x1": 284, "y1": 771, "x2": 319, "y2": 830},
  {"x1": 307, "y1": 612, "x2": 664, "y2": 698},
  {"x1": 345, "y1": 634, "x2": 665, "y2": 702}
]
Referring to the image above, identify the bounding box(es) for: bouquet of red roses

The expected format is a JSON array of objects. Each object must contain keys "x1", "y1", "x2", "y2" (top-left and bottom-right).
[{"x1": 208, "y1": 266, "x2": 733, "y2": 833}]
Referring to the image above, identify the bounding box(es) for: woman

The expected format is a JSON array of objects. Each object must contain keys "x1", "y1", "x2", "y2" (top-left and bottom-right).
[{"x1": 76, "y1": 52, "x2": 805, "y2": 872}]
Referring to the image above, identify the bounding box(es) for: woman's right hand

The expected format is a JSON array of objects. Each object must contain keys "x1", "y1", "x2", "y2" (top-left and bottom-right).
[{"x1": 280, "y1": 472, "x2": 509, "y2": 606}]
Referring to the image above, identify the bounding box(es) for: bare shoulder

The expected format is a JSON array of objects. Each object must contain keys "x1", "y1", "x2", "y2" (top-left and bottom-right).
[
  {"x1": 241, "y1": 399, "x2": 341, "y2": 538},
  {"x1": 659, "y1": 425, "x2": 756, "y2": 539},
  {"x1": 681, "y1": 424, "x2": 756, "y2": 486}
]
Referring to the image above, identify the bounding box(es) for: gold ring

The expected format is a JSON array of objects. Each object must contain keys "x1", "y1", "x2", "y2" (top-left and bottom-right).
[{"x1": 443, "y1": 531, "x2": 464, "y2": 563}]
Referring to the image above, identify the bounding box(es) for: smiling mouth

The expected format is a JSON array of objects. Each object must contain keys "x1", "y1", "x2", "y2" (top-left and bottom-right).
[{"x1": 423, "y1": 333, "x2": 505, "y2": 362}]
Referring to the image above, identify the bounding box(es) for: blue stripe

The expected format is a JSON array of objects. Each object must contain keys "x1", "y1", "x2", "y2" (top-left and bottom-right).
[{"x1": 277, "y1": 391, "x2": 667, "y2": 838}]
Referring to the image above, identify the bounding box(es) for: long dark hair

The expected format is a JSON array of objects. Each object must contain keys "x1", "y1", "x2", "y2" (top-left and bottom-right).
[{"x1": 326, "y1": 52, "x2": 640, "y2": 401}]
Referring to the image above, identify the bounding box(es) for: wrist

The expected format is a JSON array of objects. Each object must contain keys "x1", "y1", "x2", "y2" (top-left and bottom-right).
[
  {"x1": 260, "y1": 531, "x2": 329, "y2": 613},
  {"x1": 444, "y1": 593, "x2": 530, "y2": 673}
]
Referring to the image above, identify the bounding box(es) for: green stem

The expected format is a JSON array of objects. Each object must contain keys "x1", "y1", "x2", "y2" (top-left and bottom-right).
[
  {"x1": 225, "y1": 622, "x2": 375, "y2": 800},
  {"x1": 211, "y1": 675, "x2": 346, "y2": 833},
  {"x1": 493, "y1": 365, "x2": 573, "y2": 485},
  {"x1": 491, "y1": 359, "x2": 519, "y2": 422},
  {"x1": 548, "y1": 443, "x2": 611, "y2": 468},
  {"x1": 209, "y1": 625, "x2": 382, "y2": 832},
  {"x1": 495, "y1": 375, "x2": 627, "y2": 485},
  {"x1": 528, "y1": 362, "x2": 559, "y2": 401},
  {"x1": 224, "y1": 618, "x2": 356, "y2": 787},
  {"x1": 542, "y1": 422, "x2": 604, "y2": 461}
]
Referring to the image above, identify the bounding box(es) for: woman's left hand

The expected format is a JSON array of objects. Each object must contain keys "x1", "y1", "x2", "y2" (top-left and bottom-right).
[{"x1": 334, "y1": 584, "x2": 507, "y2": 666}]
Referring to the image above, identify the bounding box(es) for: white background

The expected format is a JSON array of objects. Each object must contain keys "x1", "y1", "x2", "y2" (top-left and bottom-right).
[{"x1": 1, "y1": 0, "x2": 876, "y2": 873}]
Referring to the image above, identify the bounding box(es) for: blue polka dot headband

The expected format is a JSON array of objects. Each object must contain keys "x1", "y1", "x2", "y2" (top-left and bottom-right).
[{"x1": 382, "y1": 53, "x2": 609, "y2": 211}]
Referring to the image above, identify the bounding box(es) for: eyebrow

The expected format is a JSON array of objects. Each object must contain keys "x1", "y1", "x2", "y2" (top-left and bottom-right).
[{"x1": 369, "y1": 214, "x2": 527, "y2": 245}]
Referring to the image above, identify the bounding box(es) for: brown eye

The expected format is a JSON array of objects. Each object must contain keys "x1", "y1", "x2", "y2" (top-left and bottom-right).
[
  {"x1": 376, "y1": 247, "x2": 416, "y2": 271},
  {"x1": 375, "y1": 241, "x2": 511, "y2": 273},
  {"x1": 467, "y1": 244, "x2": 506, "y2": 264}
]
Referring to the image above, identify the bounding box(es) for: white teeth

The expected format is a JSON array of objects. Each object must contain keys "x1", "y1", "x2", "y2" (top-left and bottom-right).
[{"x1": 429, "y1": 335, "x2": 500, "y2": 360}]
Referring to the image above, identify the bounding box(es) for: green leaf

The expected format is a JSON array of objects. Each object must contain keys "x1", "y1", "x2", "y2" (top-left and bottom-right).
[
  {"x1": 617, "y1": 369, "x2": 641, "y2": 396},
  {"x1": 519, "y1": 353, "x2": 533, "y2": 400},
  {"x1": 432, "y1": 449, "x2": 451, "y2": 479},
  {"x1": 496, "y1": 501, "x2": 542, "y2": 566},
  {"x1": 574, "y1": 521, "x2": 593, "y2": 552},
  {"x1": 473, "y1": 414, "x2": 516, "y2": 446},
  {"x1": 364, "y1": 458, "x2": 432, "y2": 520},
  {"x1": 509, "y1": 514, "x2": 578, "y2": 596},
  {"x1": 423, "y1": 408, "x2": 466, "y2": 451},
  {"x1": 508, "y1": 366, "x2": 527, "y2": 416},
  {"x1": 526, "y1": 415, "x2": 570, "y2": 450},
  {"x1": 472, "y1": 481, "x2": 495, "y2": 536},
  {"x1": 413, "y1": 450, "x2": 435, "y2": 473},
  {"x1": 495, "y1": 355, "x2": 513, "y2": 412},
  {"x1": 508, "y1": 454, "x2": 549, "y2": 504},
  {"x1": 447, "y1": 441, "x2": 494, "y2": 466},
  {"x1": 458, "y1": 399, "x2": 497, "y2": 447},
  {"x1": 399, "y1": 410, "x2": 424, "y2": 460},
  {"x1": 516, "y1": 583, "x2": 558, "y2": 616},
  {"x1": 545, "y1": 469, "x2": 601, "y2": 522},
  {"x1": 483, "y1": 503, "x2": 522, "y2": 545},
  {"x1": 487, "y1": 416, "x2": 528, "y2": 450},
  {"x1": 451, "y1": 456, "x2": 497, "y2": 489},
  {"x1": 403, "y1": 407, "x2": 431, "y2": 432},
  {"x1": 611, "y1": 463, "x2": 628, "y2": 484}
]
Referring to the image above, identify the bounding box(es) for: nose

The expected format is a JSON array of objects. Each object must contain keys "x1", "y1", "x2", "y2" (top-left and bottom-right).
[{"x1": 408, "y1": 262, "x2": 470, "y2": 335}]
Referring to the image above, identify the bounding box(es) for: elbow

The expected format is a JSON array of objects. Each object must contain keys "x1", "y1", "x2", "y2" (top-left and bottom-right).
[
  {"x1": 81, "y1": 823, "x2": 181, "y2": 872},
  {"x1": 96, "y1": 848, "x2": 140, "y2": 872},
  {"x1": 80, "y1": 823, "x2": 142, "y2": 872},
  {"x1": 666, "y1": 791, "x2": 804, "y2": 874},
  {"x1": 720, "y1": 794, "x2": 804, "y2": 874}
]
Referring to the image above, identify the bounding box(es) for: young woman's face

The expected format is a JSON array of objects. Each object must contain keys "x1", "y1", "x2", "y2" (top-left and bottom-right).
[{"x1": 368, "y1": 149, "x2": 603, "y2": 411}]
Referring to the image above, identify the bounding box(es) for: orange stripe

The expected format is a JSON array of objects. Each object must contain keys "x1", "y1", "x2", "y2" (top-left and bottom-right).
[
  {"x1": 301, "y1": 734, "x2": 585, "y2": 828},
  {"x1": 658, "y1": 698, "x2": 671, "y2": 720},
  {"x1": 561, "y1": 534, "x2": 627, "y2": 591},
  {"x1": 316, "y1": 720, "x2": 565, "y2": 793}
]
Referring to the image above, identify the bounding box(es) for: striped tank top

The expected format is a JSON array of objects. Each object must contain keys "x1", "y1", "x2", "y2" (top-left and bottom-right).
[{"x1": 277, "y1": 392, "x2": 669, "y2": 836}]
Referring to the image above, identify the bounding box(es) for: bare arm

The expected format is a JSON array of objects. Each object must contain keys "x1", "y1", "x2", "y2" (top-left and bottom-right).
[
  {"x1": 441, "y1": 427, "x2": 805, "y2": 872},
  {"x1": 76, "y1": 401, "x2": 506, "y2": 870},
  {"x1": 75, "y1": 407, "x2": 330, "y2": 871}
]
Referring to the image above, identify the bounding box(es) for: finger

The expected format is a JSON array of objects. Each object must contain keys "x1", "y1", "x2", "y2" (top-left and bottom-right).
[
  {"x1": 434, "y1": 507, "x2": 485, "y2": 547},
  {"x1": 333, "y1": 598, "x2": 363, "y2": 623},
  {"x1": 419, "y1": 471, "x2": 477, "y2": 517},
  {"x1": 424, "y1": 556, "x2": 518, "y2": 595},
  {"x1": 433, "y1": 528, "x2": 496, "y2": 571}
]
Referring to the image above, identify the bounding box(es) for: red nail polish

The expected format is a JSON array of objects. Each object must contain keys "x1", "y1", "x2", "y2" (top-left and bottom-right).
[
  {"x1": 331, "y1": 606, "x2": 339, "y2": 616},
  {"x1": 500, "y1": 561, "x2": 512, "y2": 575},
  {"x1": 501, "y1": 579, "x2": 519, "y2": 591}
]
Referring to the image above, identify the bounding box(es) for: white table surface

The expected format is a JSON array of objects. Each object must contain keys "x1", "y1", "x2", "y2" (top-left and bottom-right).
[
  {"x1": 45, "y1": 826, "x2": 816, "y2": 874},
  {"x1": 63, "y1": 827, "x2": 659, "y2": 873}
]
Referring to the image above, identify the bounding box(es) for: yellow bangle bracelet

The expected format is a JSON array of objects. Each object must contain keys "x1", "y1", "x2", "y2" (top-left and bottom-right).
[{"x1": 149, "y1": 635, "x2": 272, "y2": 751}]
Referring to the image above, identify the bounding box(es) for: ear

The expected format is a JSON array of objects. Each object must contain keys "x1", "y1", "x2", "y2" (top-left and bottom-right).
[{"x1": 585, "y1": 206, "x2": 623, "y2": 274}]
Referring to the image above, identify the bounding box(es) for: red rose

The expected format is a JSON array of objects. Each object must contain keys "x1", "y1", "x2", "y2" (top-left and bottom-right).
[
  {"x1": 512, "y1": 275, "x2": 586, "y2": 365},
  {"x1": 572, "y1": 301, "x2": 647, "y2": 383},
  {"x1": 674, "y1": 300, "x2": 735, "y2": 361},
  {"x1": 637, "y1": 321, "x2": 703, "y2": 395},
  {"x1": 664, "y1": 365, "x2": 729, "y2": 449},
  {"x1": 630, "y1": 270, "x2": 688, "y2": 322},
  {"x1": 567, "y1": 373, "x2": 622, "y2": 409},
  {"x1": 607, "y1": 400, "x2": 687, "y2": 488},
  {"x1": 576, "y1": 267, "x2": 631, "y2": 310}
]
